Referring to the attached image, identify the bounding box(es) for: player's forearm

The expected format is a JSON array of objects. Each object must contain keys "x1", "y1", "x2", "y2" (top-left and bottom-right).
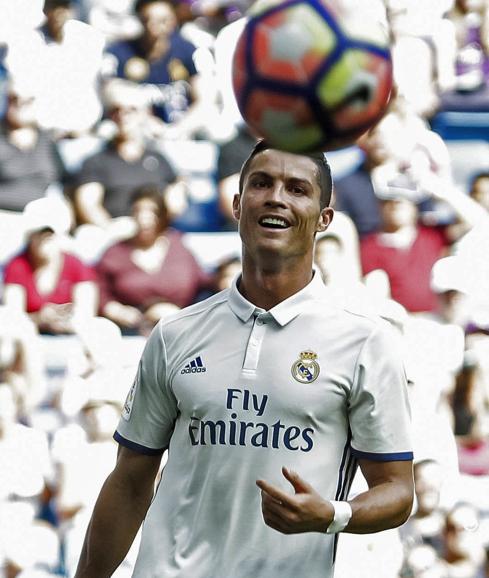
[
  {"x1": 75, "y1": 470, "x2": 154, "y2": 577},
  {"x1": 344, "y1": 479, "x2": 413, "y2": 534}
]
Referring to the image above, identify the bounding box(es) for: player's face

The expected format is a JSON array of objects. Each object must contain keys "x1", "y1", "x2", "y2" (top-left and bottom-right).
[{"x1": 233, "y1": 149, "x2": 332, "y2": 263}]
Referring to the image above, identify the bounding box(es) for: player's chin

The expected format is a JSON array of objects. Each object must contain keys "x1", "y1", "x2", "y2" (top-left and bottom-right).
[{"x1": 255, "y1": 233, "x2": 291, "y2": 251}]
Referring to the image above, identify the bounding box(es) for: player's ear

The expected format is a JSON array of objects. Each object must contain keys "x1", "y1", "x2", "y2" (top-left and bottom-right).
[
  {"x1": 316, "y1": 207, "x2": 334, "y2": 233},
  {"x1": 232, "y1": 194, "x2": 241, "y2": 221}
]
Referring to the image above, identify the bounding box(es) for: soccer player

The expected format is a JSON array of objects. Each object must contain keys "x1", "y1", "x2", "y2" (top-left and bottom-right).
[{"x1": 74, "y1": 141, "x2": 414, "y2": 578}]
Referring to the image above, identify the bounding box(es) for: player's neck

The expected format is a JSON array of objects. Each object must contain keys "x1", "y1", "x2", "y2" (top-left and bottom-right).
[{"x1": 239, "y1": 258, "x2": 314, "y2": 310}]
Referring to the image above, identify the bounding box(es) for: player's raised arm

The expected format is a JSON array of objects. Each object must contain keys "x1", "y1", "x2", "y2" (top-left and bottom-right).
[{"x1": 75, "y1": 446, "x2": 162, "y2": 578}]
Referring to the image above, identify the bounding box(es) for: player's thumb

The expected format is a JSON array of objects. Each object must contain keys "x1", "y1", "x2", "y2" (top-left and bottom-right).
[{"x1": 282, "y1": 466, "x2": 313, "y2": 494}]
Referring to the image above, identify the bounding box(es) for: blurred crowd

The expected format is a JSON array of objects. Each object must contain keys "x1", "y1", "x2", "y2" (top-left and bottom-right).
[{"x1": 0, "y1": 0, "x2": 489, "y2": 576}]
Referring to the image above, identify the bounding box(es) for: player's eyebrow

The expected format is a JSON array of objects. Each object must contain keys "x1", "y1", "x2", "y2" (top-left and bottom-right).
[
  {"x1": 248, "y1": 171, "x2": 312, "y2": 189},
  {"x1": 248, "y1": 170, "x2": 272, "y2": 180}
]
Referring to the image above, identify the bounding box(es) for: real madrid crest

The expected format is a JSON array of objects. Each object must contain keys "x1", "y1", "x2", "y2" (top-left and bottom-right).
[{"x1": 291, "y1": 350, "x2": 320, "y2": 384}]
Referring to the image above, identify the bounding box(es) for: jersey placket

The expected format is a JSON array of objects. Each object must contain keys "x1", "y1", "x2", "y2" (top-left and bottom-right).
[{"x1": 242, "y1": 313, "x2": 270, "y2": 374}]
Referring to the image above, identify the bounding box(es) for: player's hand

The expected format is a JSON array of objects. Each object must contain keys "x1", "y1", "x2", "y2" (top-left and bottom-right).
[{"x1": 256, "y1": 467, "x2": 334, "y2": 534}]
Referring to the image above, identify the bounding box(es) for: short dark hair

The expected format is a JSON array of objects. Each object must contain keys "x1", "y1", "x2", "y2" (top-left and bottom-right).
[
  {"x1": 238, "y1": 140, "x2": 333, "y2": 209},
  {"x1": 134, "y1": 0, "x2": 172, "y2": 13},
  {"x1": 44, "y1": 0, "x2": 71, "y2": 11}
]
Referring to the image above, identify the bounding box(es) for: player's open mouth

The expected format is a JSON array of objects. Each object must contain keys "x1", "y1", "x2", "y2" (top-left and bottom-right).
[{"x1": 259, "y1": 216, "x2": 290, "y2": 229}]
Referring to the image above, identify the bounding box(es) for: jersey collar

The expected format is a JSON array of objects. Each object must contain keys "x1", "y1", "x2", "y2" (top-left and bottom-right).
[{"x1": 227, "y1": 269, "x2": 326, "y2": 327}]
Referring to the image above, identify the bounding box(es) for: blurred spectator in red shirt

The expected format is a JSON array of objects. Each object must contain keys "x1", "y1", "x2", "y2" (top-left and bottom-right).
[
  {"x1": 3, "y1": 198, "x2": 98, "y2": 334},
  {"x1": 96, "y1": 186, "x2": 211, "y2": 335},
  {"x1": 360, "y1": 169, "x2": 488, "y2": 313},
  {"x1": 334, "y1": 102, "x2": 451, "y2": 238}
]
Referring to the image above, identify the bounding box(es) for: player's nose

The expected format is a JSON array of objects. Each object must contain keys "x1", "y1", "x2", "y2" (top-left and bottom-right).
[{"x1": 264, "y1": 182, "x2": 287, "y2": 206}]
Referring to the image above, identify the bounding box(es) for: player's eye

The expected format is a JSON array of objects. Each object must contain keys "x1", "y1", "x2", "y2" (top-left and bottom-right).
[{"x1": 252, "y1": 178, "x2": 270, "y2": 189}]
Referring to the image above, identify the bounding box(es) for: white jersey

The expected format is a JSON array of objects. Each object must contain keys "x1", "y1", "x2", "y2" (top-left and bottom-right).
[{"x1": 115, "y1": 272, "x2": 413, "y2": 578}]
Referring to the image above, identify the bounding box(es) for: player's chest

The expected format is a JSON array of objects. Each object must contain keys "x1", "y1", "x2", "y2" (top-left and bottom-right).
[{"x1": 169, "y1": 317, "x2": 356, "y2": 425}]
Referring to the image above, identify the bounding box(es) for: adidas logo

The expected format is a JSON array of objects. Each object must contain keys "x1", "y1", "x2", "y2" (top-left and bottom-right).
[{"x1": 181, "y1": 356, "x2": 207, "y2": 374}]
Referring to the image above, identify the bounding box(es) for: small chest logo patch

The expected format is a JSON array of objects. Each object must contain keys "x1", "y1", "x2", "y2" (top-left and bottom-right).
[{"x1": 291, "y1": 350, "x2": 320, "y2": 384}]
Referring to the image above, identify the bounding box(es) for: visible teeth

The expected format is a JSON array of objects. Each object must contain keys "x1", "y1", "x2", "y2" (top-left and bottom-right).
[{"x1": 261, "y1": 217, "x2": 287, "y2": 228}]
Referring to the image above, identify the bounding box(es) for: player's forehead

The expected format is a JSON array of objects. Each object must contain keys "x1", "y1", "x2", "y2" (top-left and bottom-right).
[{"x1": 246, "y1": 149, "x2": 319, "y2": 186}]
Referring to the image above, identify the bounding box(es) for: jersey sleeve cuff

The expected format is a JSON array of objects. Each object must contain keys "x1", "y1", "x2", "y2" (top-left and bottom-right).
[
  {"x1": 351, "y1": 448, "x2": 413, "y2": 461},
  {"x1": 113, "y1": 431, "x2": 166, "y2": 456}
]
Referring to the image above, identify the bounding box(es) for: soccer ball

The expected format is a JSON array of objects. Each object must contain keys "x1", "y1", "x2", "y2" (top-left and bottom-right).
[{"x1": 232, "y1": 0, "x2": 393, "y2": 152}]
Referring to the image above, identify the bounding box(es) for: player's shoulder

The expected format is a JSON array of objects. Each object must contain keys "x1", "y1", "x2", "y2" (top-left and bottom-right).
[{"x1": 157, "y1": 289, "x2": 230, "y2": 333}]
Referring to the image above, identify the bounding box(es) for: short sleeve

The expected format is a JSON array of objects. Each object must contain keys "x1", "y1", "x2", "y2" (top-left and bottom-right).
[
  {"x1": 156, "y1": 152, "x2": 177, "y2": 185},
  {"x1": 114, "y1": 323, "x2": 178, "y2": 454},
  {"x1": 65, "y1": 254, "x2": 96, "y2": 283},
  {"x1": 75, "y1": 154, "x2": 104, "y2": 187},
  {"x1": 348, "y1": 322, "x2": 413, "y2": 462},
  {"x1": 3, "y1": 256, "x2": 29, "y2": 286}
]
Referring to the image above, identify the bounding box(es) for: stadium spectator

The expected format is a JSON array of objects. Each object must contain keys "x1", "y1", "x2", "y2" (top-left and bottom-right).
[
  {"x1": 360, "y1": 170, "x2": 487, "y2": 313},
  {"x1": 216, "y1": 122, "x2": 257, "y2": 229},
  {"x1": 213, "y1": 254, "x2": 241, "y2": 292},
  {"x1": 40, "y1": 0, "x2": 76, "y2": 44},
  {"x1": 0, "y1": 81, "x2": 65, "y2": 212},
  {"x1": 53, "y1": 320, "x2": 129, "y2": 575},
  {"x1": 0, "y1": 306, "x2": 46, "y2": 419},
  {"x1": 3, "y1": 198, "x2": 98, "y2": 335},
  {"x1": 83, "y1": 0, "x2": 142, "y2": 44},
  {"x1": 104, "y1": 0, "x2": 213, "y2": 139},
  {"x1": 448, "y1": 0, "x2": 489, "y2": 93},
  {"x1": 95, "y1": 187, "x2": 211, "y2": 334},
  {"x1": 387, "y1": 0, "x2": 456, "y2": 119},
  {"x1": 441, "y1": 502, "x2": 486, "y2": 577},
  {"x1": 469, "y1": 171, "x2": 489, "y2": 211},
  {"x1": 213, "y1": 11, "x2": 247, "y2": 137},
  {"x1": 430, "y1": 256, "x2": 471, "y2": 328},
  {"x1": 314, "y1": 214, "x2": 362, "y2": 289},
  {"x1": 0, "y1": 382, "x2": 53, "y2": 515},
  {"x1": 4, "y1": 0, "x2": 104, "y2": 136},
  {"x1": 333, "y1": 103, "x2": 450, "y2": 237},
  {"x1": 400, "y1": 460, "x2": 446, "y2": 553},
  {"x1": 72, "y1": 79, "x2": 183, "y2": 233},
  {"x1": 401, "y1": 543, "x2": 448, "y2": 578},
  {"x1": 451, "y1": 346, "x2": 489, "y2": 477}
]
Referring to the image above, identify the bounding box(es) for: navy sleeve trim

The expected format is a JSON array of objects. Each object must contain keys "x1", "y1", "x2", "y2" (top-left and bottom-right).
[
  {"x1": 351, "y1": 448, "x2": 413, "y2": 462},
  {"x1": 113, "y1": 431, "x2": 166, "y2": 456}
]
